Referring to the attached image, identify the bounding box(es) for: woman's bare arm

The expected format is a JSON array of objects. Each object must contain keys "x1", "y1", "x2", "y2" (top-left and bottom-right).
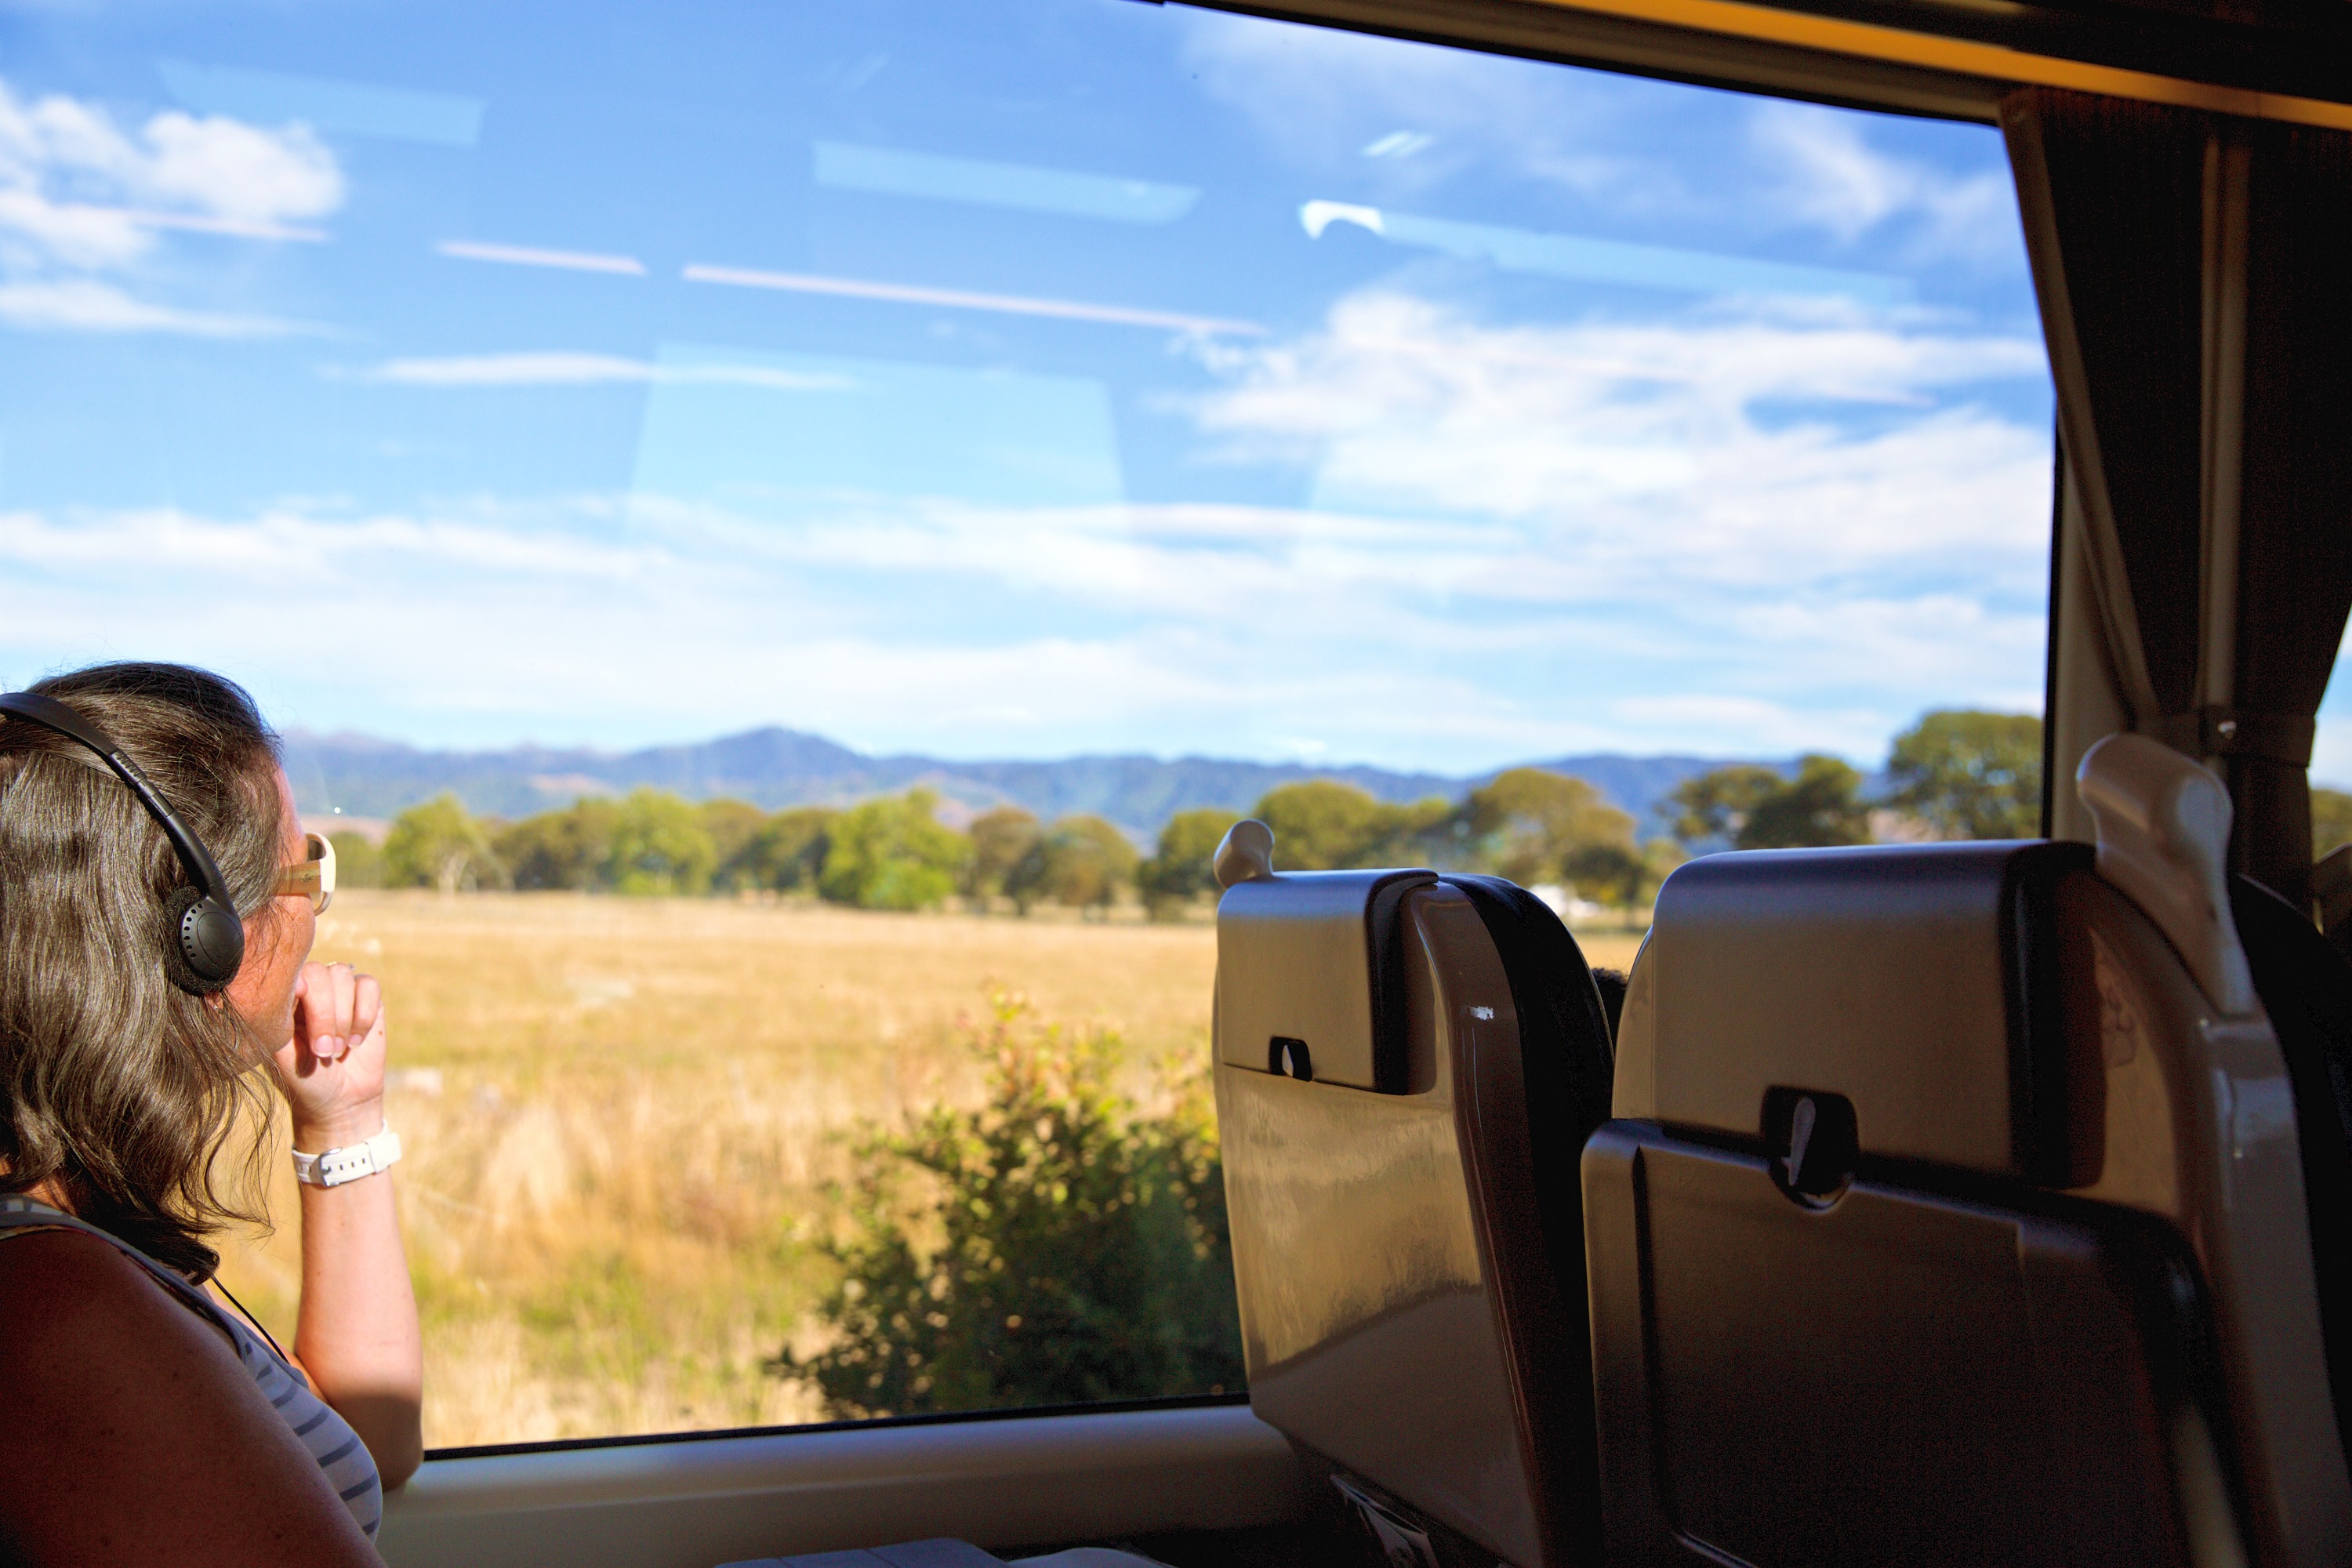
[
  {"x1": 0, "y1": 1230, "x2": 381, "y2": 1568},
  {"x1": 277, "y1": 962, "x2": 425, "y2": 1488}
]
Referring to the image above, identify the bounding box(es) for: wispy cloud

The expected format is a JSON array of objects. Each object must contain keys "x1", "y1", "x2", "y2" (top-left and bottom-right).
[
  {"x1": 1298, "y1": 201, "x2": 1909, "y2": 305},
  {"x1": 1751, "y1": 102, "x2": 2018, "y2": 264},
  {"x1": 0, "y1": 278, "x2": 303, "y2": 336},
  {"x1": 681, "y1": 263, "x2": 1264, "y2": 336},
  {"x1": 1178, "y1": 10, "x2": 1641, "y2": 204},
  {"x1": 363, "y1": 352, "x2": 851, "y2": 389},
  {"x1": 434, "y1": 240, "x2": 646, "y2": 275}
]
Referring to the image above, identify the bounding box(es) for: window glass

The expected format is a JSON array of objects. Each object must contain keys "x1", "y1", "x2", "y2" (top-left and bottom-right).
[{"x1": 0, "y1": 0, "x2": 2052, "y2": 1444}]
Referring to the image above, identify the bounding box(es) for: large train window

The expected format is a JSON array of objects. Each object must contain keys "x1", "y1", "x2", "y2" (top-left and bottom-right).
[{"x1": 0, "y1": 0, "x2": 2050, "y2": 1445}]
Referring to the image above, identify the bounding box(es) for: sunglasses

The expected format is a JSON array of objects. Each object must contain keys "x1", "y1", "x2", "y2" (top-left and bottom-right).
[{"x1": 273, "y1": 831, "x2": 338, "y2": 915}]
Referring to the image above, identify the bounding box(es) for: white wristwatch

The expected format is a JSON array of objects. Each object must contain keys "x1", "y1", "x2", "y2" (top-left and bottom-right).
[{"x1": 292, "y1": 1124, "x2": 403, "y2": 1188}]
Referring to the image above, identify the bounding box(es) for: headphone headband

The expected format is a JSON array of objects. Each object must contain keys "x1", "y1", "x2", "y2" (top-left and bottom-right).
[{"x1": 0, "y1": 690, "x2": 247, "y2": 993}]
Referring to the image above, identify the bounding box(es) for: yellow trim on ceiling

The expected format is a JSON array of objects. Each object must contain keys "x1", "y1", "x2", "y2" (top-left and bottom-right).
[{"x1": 1529, "y1": 0, "x2": 2352, "y2": 129}]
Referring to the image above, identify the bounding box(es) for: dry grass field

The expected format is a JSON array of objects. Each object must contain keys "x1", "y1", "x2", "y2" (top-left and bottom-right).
[{"x1": 212, "y1": 891, "x2": 1645, "y2": 1450}]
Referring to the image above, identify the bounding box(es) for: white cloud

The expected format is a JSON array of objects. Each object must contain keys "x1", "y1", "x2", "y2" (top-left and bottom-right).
[
  {"x1": 0, "y1": 75, "x2": 342, "y2": 330},
  {"x1": 0, "y1": 277, "x2": 299, "y2": 335},
  {"x1": 1751, "y1": 102, "x2": 2016, "y2": 263},
  {"x1": 1185, "y1": 289, "x2": 2049, "y2": 592},
  {"x1": 132, "y1": 109, "x2": 341, "y2": 222},
  {"x1": 0, "y1": 285, "x2": 2056, "y2": 767},
  {"x1": 364, "y1": 353, "x2": 853, "y2": 390}
]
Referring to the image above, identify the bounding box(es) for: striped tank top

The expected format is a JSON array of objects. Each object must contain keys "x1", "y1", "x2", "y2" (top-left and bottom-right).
[{"x1": 0, "y1": 1196, "x2": 383, "y2": 1542}]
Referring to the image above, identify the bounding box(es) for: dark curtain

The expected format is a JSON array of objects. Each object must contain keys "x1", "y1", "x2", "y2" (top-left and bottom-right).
[
  {"x1": 2005, "y1": 89, "x2": 2352, "y2": 912},
  {"x1": 2232, "y1": 124, "x2": 2352, "y2": 909}
]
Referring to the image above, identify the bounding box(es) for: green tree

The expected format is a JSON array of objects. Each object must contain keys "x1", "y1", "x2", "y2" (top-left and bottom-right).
[
  {"x1": 1138, "y1": 809, "x2": 1233, "y2": 919},
  {"x1": 964, "y1": 807, "x2": 1042, "y2": 905},
  {"x1": 1663, "y1": 758, "x2": 1870, "y2": 851},
  {"x1": 699, "y1": 799, "x2": 769, "y2": 890},
  {"x1": 604, "y1": 787, "x2": 717, "y2": 895},
  {"x1": 2315, "y1": 788, "x2": 2352, "y2": 858},
  {"x1": 1559, "y1": 837, "x2": 1686, "y2": 914},
  {"x1": 1886, "y1": 710, "x2": 2044, "y2": 840},
  {"x1": 1661, "y1": 764, "x2": 1785, "y2": 848},
  {"x1": 820, "y1": 790, "x2": 971, "y2": 911},
  {"x1": 1377, "y1": 796, "x2": 1469, "y2": 866},
  {"x1": 1251, "y1": 782, "x2": 1457, "y2": 870},
  {"x1": 1254, "y1": 780, "x2": 1384, "y2": 869},
  {"x1": 1465, "y1": 768, "x2": 1637, "y2": 887},
  {"x1": 383, "y1": 794, "x2": 503, "y2": 894},
  {"x1": 1006, "y1": 815, "x2": 1139, "y2": 916},
  {"x1": 732, "y1": 806, "x2": 837, "y2": 894},
  {"x1": 327, "y1": 832, "x2": 383, "y2": 891},
  {"x1": 1740, "y1": 755, "x2": 1871, "y2": 848},
  {"x1": 777, "y1": 992, "x2": 1241, "y2": 1417},
  {"x1": 495, "y1": 797, "x2": 620, "y2": 891}
]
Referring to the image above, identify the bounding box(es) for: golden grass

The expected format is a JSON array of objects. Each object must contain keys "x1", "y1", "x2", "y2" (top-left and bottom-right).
[{"x1": 212, "y1": 891, "x2": 1644, "y2": 1450}]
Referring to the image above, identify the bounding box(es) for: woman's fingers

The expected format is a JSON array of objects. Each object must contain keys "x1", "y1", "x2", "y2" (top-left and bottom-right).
[
  {"x1": 352, "y1": 972, "x2": 385, "y2": 1051},
  {"x1": 329, "y1": 963, "x2": 360, "y2": 1041},
  {"x1": 298, "y1": 962, "x2": 365, "y2": 1063}
]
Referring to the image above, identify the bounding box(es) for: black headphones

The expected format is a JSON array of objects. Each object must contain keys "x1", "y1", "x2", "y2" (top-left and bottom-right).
[{"x1": 0, "y1": 691, "x2": 246, "y2": 994}]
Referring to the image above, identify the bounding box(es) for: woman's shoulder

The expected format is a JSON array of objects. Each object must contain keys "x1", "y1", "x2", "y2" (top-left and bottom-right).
[
  {"x1": 0, "y1": 1222, "x2": 380, "y2": 1565},
  {"x1": 0, "y1": 1220, "x2": 223, "y2": 1367}
]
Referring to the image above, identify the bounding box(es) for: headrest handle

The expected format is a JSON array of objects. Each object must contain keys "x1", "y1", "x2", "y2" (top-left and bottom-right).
[
  {"x1": 1214, "y1": 818, "x2": 1276, "y2": 888},
  {"x1": 2077, "y1": 732, "x2": 2255, "y2": 1016}
]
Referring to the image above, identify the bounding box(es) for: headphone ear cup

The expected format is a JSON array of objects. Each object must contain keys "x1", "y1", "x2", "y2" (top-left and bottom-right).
[{"x1": 163, "y1": 885, "x2": 244, "y2": 995}]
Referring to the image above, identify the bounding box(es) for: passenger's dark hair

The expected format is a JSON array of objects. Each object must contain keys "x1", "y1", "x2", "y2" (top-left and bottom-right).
[
  {"x1": 0, "y1": 663, "x2": 286, "y2": 1276},
  {"x1": 1589, "y1": 966, "x2": 1628, "y2": 1043}
]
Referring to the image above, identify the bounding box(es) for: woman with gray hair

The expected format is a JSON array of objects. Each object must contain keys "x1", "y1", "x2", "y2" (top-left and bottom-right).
[{"x1": 0, "y1": 662, "x2": 419, "y2": 1565}]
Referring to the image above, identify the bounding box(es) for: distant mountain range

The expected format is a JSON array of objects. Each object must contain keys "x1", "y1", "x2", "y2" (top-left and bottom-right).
[{"x1": 281, "y1": 726, "x2": 1757, "y2": 840}]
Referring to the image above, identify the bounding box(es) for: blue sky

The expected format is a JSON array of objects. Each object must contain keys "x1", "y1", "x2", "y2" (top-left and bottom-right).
[{"x1": 0, "y1": 0, "x2": 2212, "y2": 779}]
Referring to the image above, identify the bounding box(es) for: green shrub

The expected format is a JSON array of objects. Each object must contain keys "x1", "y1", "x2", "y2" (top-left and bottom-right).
[{"x1": 778, "y1": 992, "x2": 1242, "y2": 1417}]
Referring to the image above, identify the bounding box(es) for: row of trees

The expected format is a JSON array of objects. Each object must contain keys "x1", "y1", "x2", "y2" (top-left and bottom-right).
[
  {"x1": 344, "y1": 764, "x2": 1668, "y2": 917},
  {"x1": 347, "y1": 787, "x2": 1145, "y2": 913},
  {"x1": 337, "y1": 709, "x2": 2081, "y2": 916},
  {"x1": 1659, "y1": 710, "x2": 2044, "y2": 851}
]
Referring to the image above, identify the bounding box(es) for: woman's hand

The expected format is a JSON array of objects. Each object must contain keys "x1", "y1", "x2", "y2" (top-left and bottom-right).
[
  {"x1": 272, "y1": 963, "x2": 388, "y2": 1151},
  {"x1": 269, "y1": 960, "x2": 425, "y2": 1488}
]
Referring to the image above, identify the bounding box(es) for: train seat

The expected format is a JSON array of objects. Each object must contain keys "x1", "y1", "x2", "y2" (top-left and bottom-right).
[
  {"x1": 2229, "y1": 874, "x2": 2352, "y2": 1473},
  {"x1": 1583, "y1": 735, "x2": 2352, "y2": 1568},
  {"x1": 1209, "y1": 821, "x2": 1617, "y2": 1567}
]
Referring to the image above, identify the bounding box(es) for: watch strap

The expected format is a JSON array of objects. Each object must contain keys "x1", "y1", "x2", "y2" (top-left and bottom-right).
[{"x1": 292, "y1": 1125, "x2": 401, "y2": 1188}]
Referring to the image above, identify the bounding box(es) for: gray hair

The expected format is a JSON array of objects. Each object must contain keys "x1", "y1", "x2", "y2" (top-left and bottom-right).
[{"x1": 0, "y1": 662, "x2": 287, "y2": 1276}]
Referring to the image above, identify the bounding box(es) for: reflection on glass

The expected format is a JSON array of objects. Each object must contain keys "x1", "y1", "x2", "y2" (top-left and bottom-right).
[{"x1": 0, "y1": 0, "x2": 2052, "y2": 1446}]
